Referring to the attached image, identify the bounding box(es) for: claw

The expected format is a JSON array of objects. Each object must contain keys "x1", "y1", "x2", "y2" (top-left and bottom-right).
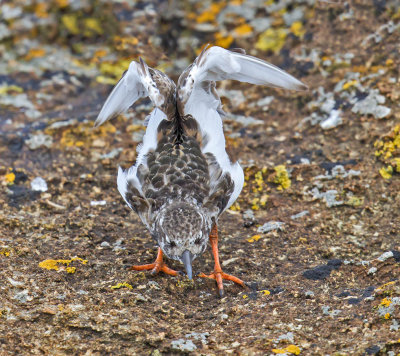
[
  {"x1": 198, "y1": 224, "x2": 246, "y2": 296},
  {"x1": 131, "y1": 248, "x2": 178, "y2": 277}
]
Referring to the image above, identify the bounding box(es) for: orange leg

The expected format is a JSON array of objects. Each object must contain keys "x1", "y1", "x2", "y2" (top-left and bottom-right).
[
  {"x1": 198, "y1": 224, "x2": 246, "y2": 297},
  {"x1": 131, "y1": 247, "x2": 178, "y2": 276}
]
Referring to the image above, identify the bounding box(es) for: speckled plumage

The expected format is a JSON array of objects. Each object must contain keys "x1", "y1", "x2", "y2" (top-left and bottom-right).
[{"x1": 95, "y1": 45, "x2": 306, "y2": 286}]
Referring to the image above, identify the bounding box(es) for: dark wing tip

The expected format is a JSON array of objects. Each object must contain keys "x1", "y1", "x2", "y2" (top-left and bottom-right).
[
  {"x1": 296, "y1": 81, "x2": 309, "y2": 91},
  {"x1": 230, "y1": 48, "x2": 246, "y2": 55}
]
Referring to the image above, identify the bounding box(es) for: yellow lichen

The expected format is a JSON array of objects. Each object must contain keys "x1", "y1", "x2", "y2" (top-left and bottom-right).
[
  {"x1": 272, "y1": 345, "x2": 301, "y2": 355},
  {"x1": 381, "y1": 298, "x2": 392, "y2": 307},
  {"x1": 261, "y1": 290, "x2": 270, "y2": 296},
  {"x1": 61, "y1": 14, "x2": 80, "y2": 35},
  {"x1": 99, "y1": 59, "x2": 132, "y2": 83},
  {"x1": 342, "y1": 80, "x2": 358, "y2": 90},
  {"x1": 286, "y1": 345, "x2": 301, "y2": 355},
  {"x1": 290, "y1": 21, "x2": 305, "y2": 38},
  {"x1": 66, "y1": 267, "x2": 76, "y2": 274},
  {"x1": 256, "y1": 28, "x2": 287, "y2": 53},
  {"x1": 393, "y1": 157, "x2": 400, "y2": 173},
  {"x1": 83, "y1": 18, "x2": 103, "y2": 36},
  {"x1": 375, "y1": 125, "x2": 400, "y2": 178},
  {"x1": 39, "y1": 257, "x2": 87, "y2": 271},
  {"x1": 56, "y1": 122, "x2": 116, "y2": 148},
  {"x1": 379, "y1": 166, "x2": 393, "y2": 179},
  {"x1": 242, "y1": 294, "x2": 248, "y2": 299},
  {"x1": 247, "y1": 235, "x2": 261, "y2": 243},
  {"x1": 5, "y1": 172, "x2": 15, "y2": 184},
  {"x1": 0, "y1": 248, "x2": 11, "y2": 257},
  {"x1": 346, "y1": 195, "x2": 364, "y2": 207},
  {"x1": 251, "y1": 197, "x2": 259, "y2": 210},
  {"x1": 229, "y1": 202, "x2": 241, "y2": 211},
  {"x1": 0, "y1": 85, "x2": 24, "y2": 94},
  {"x1": 272, "y1": 165, "x2": 291, "y2": 190},
  {"x1": 111, "y1": 282, "x2": 133, "y2": 290}
]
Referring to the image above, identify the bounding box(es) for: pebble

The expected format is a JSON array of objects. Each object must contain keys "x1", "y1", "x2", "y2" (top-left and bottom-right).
[
  {"x1": 90, "y1": 200, "x2": 107, "y2": 206},
  {"x1": 31, "y1": 177, "x2": 48, "y2": 192},
  {"x1": 25, "y1": 133, "x2": 53, "y2": 150},
  {"x1": 171, "y1": 339, "x2": 197, "y2": 352},
  {"x1": 257, "y1": 221, "x2": 285, "y2": 233}
]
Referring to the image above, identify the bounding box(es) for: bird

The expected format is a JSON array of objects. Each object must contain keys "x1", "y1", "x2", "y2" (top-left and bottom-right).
[{"x1": 95, "y1": 45, "x2": 307, "y2": 296}]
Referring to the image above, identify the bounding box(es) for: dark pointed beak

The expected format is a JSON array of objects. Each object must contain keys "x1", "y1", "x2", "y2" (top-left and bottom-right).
[{"x1": 181, "y1": 250, "x2": 193, "y2": 280}]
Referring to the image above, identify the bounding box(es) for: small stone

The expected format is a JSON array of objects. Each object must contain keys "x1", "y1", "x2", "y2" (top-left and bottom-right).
[
  {"x1": 291, "y1": 210, "x2": 309, "y2": 220},
  {"x1": 171, "y1": 338, "x2": 197, "y2": 352},
  {"x1": 377, "y1": 251, "x2": 393, "y2": 262},
  {"x1": 320, "y1": 109, "x2": 343, "y2": 130},
  {"x1": 31, "y1": 177, "x2": 48, "y2": 192},
  {"x1": 90, "y1": 200, "x2": 106, "y2": 206},
  {"x1": 257, "y1": 221, "x2": 285, "y2": 233},
  {"x1": 305, "y1": 290, "x2": 315, "y2": 298},
  {"x1": 13, "y1": 289, "x2": 33, "y2": 303},
  {"x1": 25, "y1": 133, "x2": 53, "y2": 150}
]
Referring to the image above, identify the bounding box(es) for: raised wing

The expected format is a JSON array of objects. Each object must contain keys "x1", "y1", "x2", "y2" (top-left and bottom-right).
[
  {"x1": 177, "y1": 45, "x2": 307, "y2": 110},
  {"x1": 95, "y1": 58, "x2": 176, "y2": 127},
  {"x1": 176, "y1": 46, "x2": 307, "y2": 213}
]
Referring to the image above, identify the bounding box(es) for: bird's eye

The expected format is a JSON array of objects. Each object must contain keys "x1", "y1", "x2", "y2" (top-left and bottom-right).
[
  {"x1": 169, "y1": 241, "x2": 176, "y2": 248},
  {"x1": 194, "y1": 238, "x2": 201, "y2": 245}
]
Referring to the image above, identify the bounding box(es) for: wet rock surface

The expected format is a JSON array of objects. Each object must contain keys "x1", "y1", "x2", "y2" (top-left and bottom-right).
[{"x1": 1, "y1": 0, "x2": 400, "y2": 354}]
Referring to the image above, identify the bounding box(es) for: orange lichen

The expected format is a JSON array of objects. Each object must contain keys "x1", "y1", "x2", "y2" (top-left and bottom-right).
[
  {"x1": 24, "y1": 48, "x2": 46, "y2": 61},
  {"x1": 35, "y1": 2, "x2": 49, "y2": 18},
  {"x1": 214, "y1": 32, "x2": 234, "y2": 48},
  {"x1": 197, "y1": 3, "x2": 226, "y2": 24},
  {"x1": 234, "y1": 23, "x2": 253, "y2": 37}
]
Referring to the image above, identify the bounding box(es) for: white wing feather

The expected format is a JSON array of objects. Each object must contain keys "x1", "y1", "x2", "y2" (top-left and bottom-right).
[
  {"x1": 95, "y1": 61, "x2": 147, "y2": 127},
  {"x1": 179, "y1": 45, "x2": 307, "y2": 211}
]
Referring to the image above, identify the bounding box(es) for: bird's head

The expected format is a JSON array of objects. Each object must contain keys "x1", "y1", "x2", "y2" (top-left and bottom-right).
[{"x1": 151, "y1": 202, "x2": 212, "y2": 279}]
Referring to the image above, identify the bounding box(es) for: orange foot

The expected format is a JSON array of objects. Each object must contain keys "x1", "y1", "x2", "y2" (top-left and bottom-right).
[
  {"x1": 198, "y1": 224, "x2": 246, "y2": 297},
  {"x1": 131, "y1": 247, "x2": 179, "y2": 276}
]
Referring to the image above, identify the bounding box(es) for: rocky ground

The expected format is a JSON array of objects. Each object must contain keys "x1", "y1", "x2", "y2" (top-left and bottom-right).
[{"x1": 1, "y1": 0, "x2": 400, "y2": 355}]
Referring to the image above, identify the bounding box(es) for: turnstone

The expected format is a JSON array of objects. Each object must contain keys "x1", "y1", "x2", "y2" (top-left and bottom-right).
[{"x1": 95, "y1": 45, "x2": 306, "y2": 296}]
